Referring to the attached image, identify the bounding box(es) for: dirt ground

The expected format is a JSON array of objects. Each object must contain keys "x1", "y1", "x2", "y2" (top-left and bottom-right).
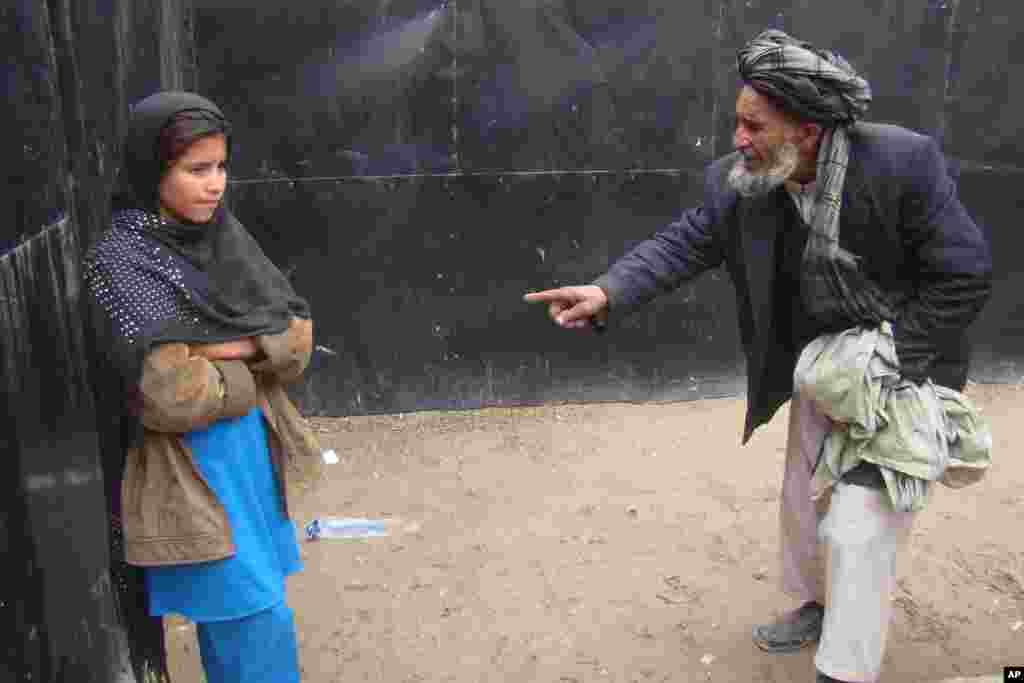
[{"x1": 166, "y1": 382, "x2": 1023, "y2": 682}]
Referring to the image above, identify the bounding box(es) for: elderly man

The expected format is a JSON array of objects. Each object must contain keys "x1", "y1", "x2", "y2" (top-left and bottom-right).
[{"x1": 524, "y1": 30, "x2": 992, "y2": 683}]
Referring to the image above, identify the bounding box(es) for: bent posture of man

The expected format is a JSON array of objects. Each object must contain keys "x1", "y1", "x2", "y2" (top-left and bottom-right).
[{"x1": 524, "y1": 30, "x2": 992, "y2": 683}]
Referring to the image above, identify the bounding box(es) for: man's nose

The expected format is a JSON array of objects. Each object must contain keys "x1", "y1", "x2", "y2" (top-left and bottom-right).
[{"x1": 734, "y1": 128, "x2": 749, "y2": 151}]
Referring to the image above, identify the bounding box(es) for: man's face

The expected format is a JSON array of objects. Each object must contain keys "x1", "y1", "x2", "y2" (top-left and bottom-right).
[
  {"x1": 728, "y1": 85, "x2": 804, "y2": 197},
  {"x1": 733, "y1": 85, "x2": 802, "y2": 169}
]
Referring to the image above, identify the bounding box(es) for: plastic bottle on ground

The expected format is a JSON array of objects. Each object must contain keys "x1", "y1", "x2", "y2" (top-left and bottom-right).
[{"x1": 304, "y1": 517, "x2": 394, "y2": 541}]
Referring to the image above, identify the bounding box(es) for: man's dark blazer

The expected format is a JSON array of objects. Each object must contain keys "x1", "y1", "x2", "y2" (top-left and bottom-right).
[{"x1": 595, "y1": 122, "x2": 993, "y2": 443}]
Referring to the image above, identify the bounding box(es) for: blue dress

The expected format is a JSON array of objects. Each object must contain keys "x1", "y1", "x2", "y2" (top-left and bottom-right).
[{"x1": 145, "y1": 407, "x2": 302, "y2": 622}]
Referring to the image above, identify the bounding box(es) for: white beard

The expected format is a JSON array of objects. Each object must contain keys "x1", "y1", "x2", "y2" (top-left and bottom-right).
[{"x1": 727, "y1": 142, "x2": 802, "y2": 198}]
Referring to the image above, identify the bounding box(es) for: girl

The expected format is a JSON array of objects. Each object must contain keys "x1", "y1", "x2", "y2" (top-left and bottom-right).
[{"x1": 84, "y1": 91, "x2": 320, "y2": 683}]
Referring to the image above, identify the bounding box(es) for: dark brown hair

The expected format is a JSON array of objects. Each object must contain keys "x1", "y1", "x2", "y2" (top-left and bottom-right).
[{"x1": 156, "y1": 108, "x2": 232, "y2": 171}]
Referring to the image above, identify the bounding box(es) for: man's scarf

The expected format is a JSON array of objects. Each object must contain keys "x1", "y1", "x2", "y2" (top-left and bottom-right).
[{"x1": 737, "y1": 30, "x2": 895, "y2": 326}]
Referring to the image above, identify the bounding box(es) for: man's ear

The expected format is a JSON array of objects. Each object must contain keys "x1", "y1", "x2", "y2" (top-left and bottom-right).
[{"x1": 799, "y1": 122, "x2": 823, "y2": 151}]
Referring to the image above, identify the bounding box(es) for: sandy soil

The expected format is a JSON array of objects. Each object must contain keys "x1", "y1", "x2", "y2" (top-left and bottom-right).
[{"x1": 166, "y1": 382, "x2": 1023, "y2": 682}]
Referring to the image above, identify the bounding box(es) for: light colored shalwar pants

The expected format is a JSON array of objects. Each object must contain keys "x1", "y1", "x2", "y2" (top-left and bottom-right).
[{"x1": 781, "y1": 392, "x2": 917, "y2": 682}]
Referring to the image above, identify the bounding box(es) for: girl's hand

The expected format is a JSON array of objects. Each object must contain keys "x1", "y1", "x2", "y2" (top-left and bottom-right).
[{"x1": 191, "y1": 338, "x2": 262, "y2": 361}]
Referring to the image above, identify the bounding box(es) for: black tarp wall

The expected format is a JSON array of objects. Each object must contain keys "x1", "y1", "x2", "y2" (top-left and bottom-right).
[
  {"x1": 1, "y1": 1, "x2": 195, "y2": 680},
  {"x1": 189, "y1": 0, "x2": 1024, "y2": 417}
]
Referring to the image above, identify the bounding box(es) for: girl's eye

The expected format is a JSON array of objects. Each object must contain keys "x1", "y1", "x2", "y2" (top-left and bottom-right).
[{"x1": 187, "y1": 162, "x2": 226, "y2": 175}]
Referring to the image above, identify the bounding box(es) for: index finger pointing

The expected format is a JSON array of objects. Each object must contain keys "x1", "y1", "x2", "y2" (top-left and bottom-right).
[{"x1": 523, "y1": 288, "x2": 568, "y2": 303}]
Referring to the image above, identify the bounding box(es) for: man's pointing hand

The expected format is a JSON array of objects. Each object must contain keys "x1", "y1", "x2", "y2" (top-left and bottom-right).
[{"x1": 523, "y1": 285, "x2": 609, "y2": 331}]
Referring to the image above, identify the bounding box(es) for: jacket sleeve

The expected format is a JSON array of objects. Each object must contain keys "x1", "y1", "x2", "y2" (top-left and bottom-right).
[
  {"x1": 894, "y1": 136, "x2": 993, "y2": 381},
  {"x1": 593, "y1": 164, "x2": 729, "y2": 314},
  {"x1": 249, "y1": 317, "x2": 313, "y2": 385},
  {"x1": 138, "y1": 343, "x2": 259, "y2": 433}
]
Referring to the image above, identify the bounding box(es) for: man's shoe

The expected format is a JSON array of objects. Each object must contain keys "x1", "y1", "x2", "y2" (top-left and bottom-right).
[{"x1": 752, "y1": 601, "x2": 824, "y2": 653}]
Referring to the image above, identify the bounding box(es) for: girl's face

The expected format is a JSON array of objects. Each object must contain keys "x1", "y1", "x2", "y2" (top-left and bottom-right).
[{"x1": 158, "y1": 133, "x2": 227, "y2": 224}]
